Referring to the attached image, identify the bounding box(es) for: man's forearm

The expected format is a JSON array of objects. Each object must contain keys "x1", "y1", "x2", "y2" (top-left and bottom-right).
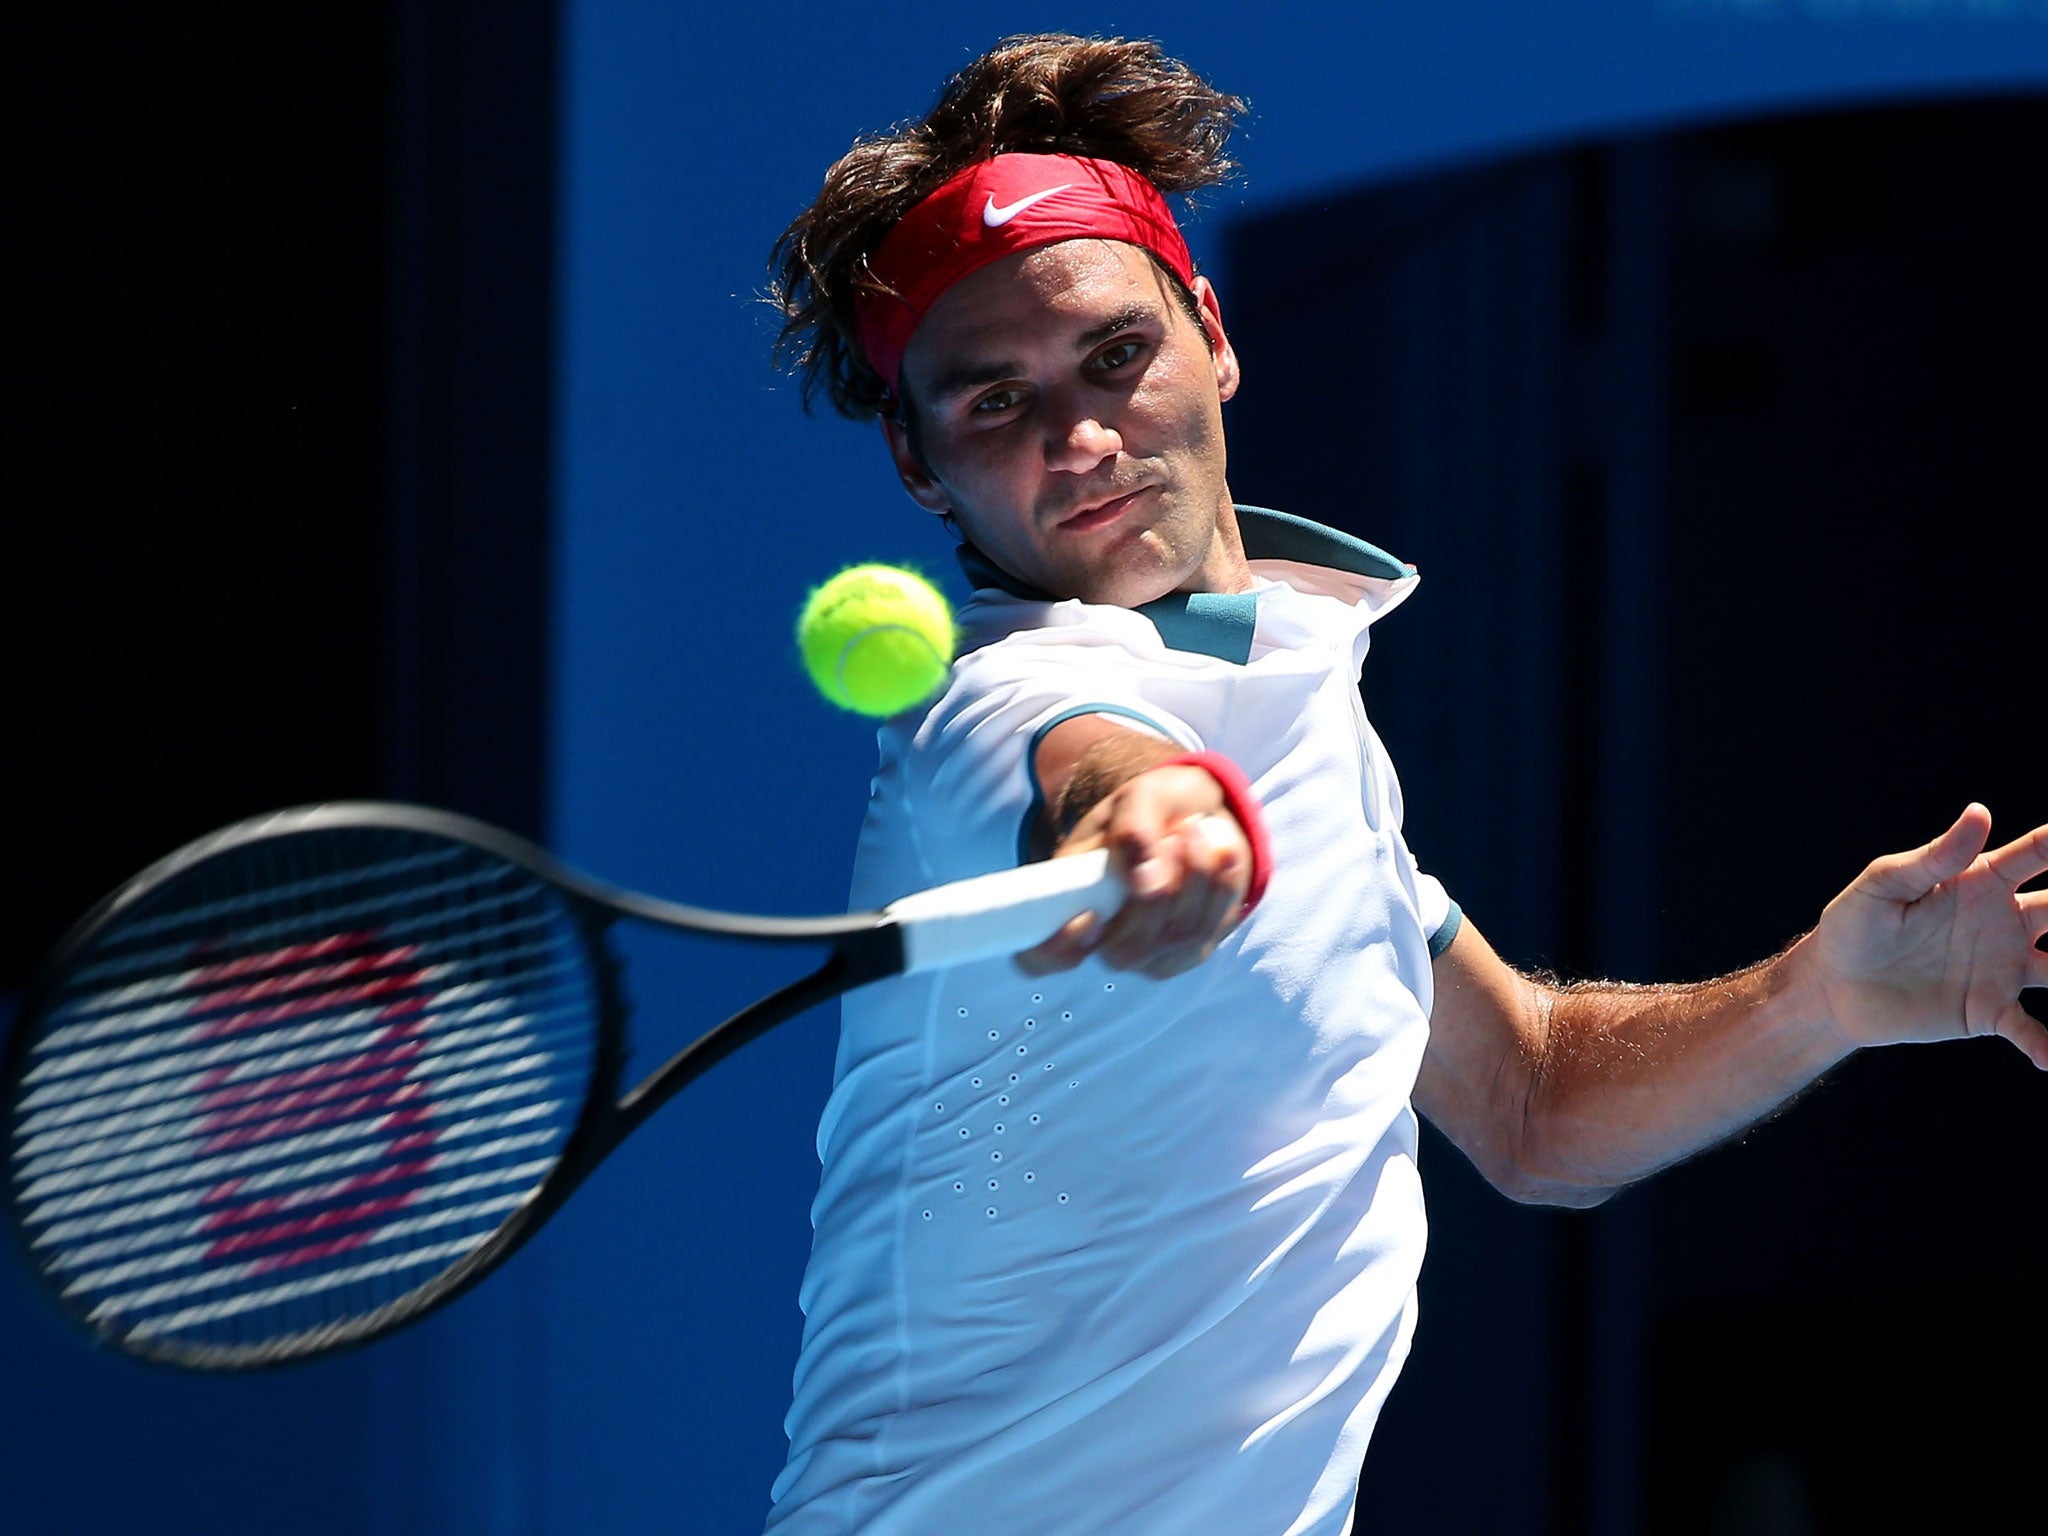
[
  {"x1": 1516, "y1": 936, "x2": 1853, "y2": 1198},
  {"x1": 1051, "y1": 735, "x2": 1180, "y2": 842},
  {"x1": 1427, "y1": 809, "x2": 2048, "y2": 1206}
]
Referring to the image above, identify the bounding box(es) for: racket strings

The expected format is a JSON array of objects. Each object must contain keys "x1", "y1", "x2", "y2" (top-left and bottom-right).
[
  {"x1": 19, "y1": 1094, "x2": 569, "y2": 1242},
  {"x1": 29, "y1": 1121, "x2": 567, "y2": 1249},
  {"x1": 130, "y1": 1236, "x2": 492, "y2": 1342},
  {"x1": 15, "y1": 984, "x2": 592, "y2": 1170},
  {"x1": 19, "y1": 1079, "x2": 570, "y2": 1224},
  {"x1": 9, "y1": 827, "x2": 602, "y2": 1359},
  {"x1": 17, "y1": 901, "x2": 588, "y2": 1190},
  {"x1": 28, "y1": 905, "x2": 580, "y2": 1077},
  {"x1": 72, "y1": 1176, "x2": 546, "y2": 1313},
  {"x1": 53, "y1": 848, "x2": 482, "y2": 988},
  {"x1": 54, "y1": 1150, "x2": 562, "y2": 1279}
]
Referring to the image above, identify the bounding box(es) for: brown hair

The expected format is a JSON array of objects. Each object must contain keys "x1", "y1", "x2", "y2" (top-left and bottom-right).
[{"x1": 769, "y1": 34, "x2": 1247, "y2": 421}]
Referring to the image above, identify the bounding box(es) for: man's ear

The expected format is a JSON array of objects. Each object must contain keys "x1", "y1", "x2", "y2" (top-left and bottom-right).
[
  {"x1": 882, "y1": 416, "x2": 952, "y2": 516},
  {"x1": 1193, "y1": 276, "x2": 1241, "y2": 405}
]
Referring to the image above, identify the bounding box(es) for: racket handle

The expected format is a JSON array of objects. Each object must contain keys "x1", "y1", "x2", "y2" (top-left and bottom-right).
[{"x1": 885, "y1": 850, "x2": 1125, "y2": 974}]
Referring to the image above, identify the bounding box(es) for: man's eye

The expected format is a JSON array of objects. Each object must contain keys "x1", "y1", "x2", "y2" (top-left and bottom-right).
[
  {"x1": 971, "y1": 388, "x2": 1025, "y2": 416},
  {"x1": 1091, "y1": 340, "x2": 1144, "y2": 373}
]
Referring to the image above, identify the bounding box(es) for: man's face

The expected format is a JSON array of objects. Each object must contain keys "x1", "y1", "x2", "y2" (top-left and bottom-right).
[{"x1": 884, "y1": 240, "x2": 1246, "y2": 606}]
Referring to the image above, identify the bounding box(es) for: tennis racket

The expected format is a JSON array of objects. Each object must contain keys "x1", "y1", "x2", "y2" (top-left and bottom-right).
[{"x1": 4, "y1": 801, "x2": 1122, "y2": 1371}]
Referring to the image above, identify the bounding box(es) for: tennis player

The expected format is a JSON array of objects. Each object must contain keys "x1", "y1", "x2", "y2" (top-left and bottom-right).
[{"x1": 762, "y1": 34, "x2": 2048, "y2": 1535}]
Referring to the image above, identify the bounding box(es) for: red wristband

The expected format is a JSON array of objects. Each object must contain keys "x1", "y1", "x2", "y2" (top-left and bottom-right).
[{"x1": 1157, "y1": 751, "x2": 1272, "y2": 914}]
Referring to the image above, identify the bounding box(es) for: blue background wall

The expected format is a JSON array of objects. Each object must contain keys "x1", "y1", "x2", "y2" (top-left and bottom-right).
[
  {"x1": 8, "y1": 4, "x2": 2048, "y2": 1533},
  {"x1": 548, "y1": 7, "x2": 2048, "y2": 1530}
]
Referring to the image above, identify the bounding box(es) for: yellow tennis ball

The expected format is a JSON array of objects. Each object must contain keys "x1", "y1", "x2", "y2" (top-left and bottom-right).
[{"x1": 797, "y1": 564, "x2": 956, "y2": 717}]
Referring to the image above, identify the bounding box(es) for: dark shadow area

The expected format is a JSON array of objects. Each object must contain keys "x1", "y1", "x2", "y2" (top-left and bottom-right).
[
  {"x1": 6, "y1": 9, "x2": 557, "y2": 1533},
  {"x1": 1227, "y1": 93, "x2": 2048, "y2": 1536},
  {"x1": 7, "y1": 1, "x2": 556, "y2": 993},
  {"x1": 8, "y1": 9, "x2": 394, "y2": 987}
]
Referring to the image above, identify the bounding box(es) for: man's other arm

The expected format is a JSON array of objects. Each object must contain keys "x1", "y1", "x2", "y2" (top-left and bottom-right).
[{"x1": 1416, "y1": 805, "x2": 2048, "y2": 1207}]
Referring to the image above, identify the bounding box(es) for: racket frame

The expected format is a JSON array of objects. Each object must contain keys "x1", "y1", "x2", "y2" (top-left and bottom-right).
[{"x1": 4, "y1": 802, "x2": 905, "y2": 1371}]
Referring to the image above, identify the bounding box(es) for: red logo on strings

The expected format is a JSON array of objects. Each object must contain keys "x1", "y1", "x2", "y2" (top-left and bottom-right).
[{"x1": 189, "y1": 936, "x2": 441, "y2": 1274}]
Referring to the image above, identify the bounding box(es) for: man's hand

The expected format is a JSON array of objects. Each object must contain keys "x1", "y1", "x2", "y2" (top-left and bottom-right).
[
  {"x1": 1805, "y1": 804, "x2": 2048, "y2": 1066},
  {"x1": 1018, "y1": 718, "x2": 1253, "y2": 979}
]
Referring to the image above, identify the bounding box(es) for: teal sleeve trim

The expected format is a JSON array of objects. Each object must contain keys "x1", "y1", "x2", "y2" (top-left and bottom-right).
[
  {"x1": 1017, "y1": 702, "x2": 1185, "y2": 865},
  {"x1": 1427, "y1": 900, "x2": 1464, "y2": 961}
]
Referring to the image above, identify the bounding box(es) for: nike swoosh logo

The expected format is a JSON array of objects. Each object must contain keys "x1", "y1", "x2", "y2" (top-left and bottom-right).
[{"x1": 983, "y1": 185, "x2": 1074, "y2": 227}]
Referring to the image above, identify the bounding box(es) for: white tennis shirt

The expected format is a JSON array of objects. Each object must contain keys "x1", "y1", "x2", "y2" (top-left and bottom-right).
[{"x1": 766, "y1": 509, "x2": 1459, "y2": 1536}]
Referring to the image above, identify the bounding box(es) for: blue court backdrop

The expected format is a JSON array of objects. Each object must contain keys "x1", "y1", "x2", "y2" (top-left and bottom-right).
[
  {"x1": 6, "y1": 4, "x2": 2047, "y2": 1534},
  {"x1": 544, "y1": 7, "x2": 2048, "y2": 1531}
]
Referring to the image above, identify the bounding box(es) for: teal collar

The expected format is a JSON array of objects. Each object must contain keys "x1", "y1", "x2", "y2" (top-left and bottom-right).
[
  {"x1": 956, "y1": 505, "x2": 1409, "y2": 665},
  {"x1": 1136, "y1": 589, "x2": 1260, "y2": 664}
]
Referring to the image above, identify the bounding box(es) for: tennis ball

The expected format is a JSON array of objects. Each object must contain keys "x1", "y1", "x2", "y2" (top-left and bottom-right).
[{"x1": 797, "y1": 564, "x2": 956, "y2": 717}]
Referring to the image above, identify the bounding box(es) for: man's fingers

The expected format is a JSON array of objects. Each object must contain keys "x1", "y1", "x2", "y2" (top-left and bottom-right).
[
  {"x1": 1127, "y1": 852, "x2": 1173, "y2": 899},
  {"x1": 1993, "y1": 1000, "x2": 2048, "y2": 1072},
  {"x1": 1096, "y1": 881, "x2": 1190, "y2": 969},
  {"x1": 1101, "y1": 768, "x2": 1211, "y2": 881},
  {"x1": 1141, "y1": 876, "x2": 1240, "y2": 979},
  {"x1": 1039, "y1": 767, "x2": 1254, "y2": 977},
  {"x1": 1129, "y1": 824, "x2": 1243, "y2": 977},
  {"x1": 1858, "y1": 804, "x2": 1992, "y2": 902},
  {"x1": 1187, "y1": 809, "x2": 1248, "y2": 866},
  {"x1": 1093, "y1": 814, "x2": 1248, "y2": 973},
  {"x1": 1016, "y1": 909, "x2": 1105, "y2": 976},
  {"x1": 1983, "y1": 822, "x2": 2048, "y2": 892},
  {"x1": 2020, "y1": 889, "x2": 2048, "y2": 940}
]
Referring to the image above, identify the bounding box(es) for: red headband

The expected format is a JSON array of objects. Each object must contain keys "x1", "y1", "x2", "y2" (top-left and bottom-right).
[{"x1": 855, "y1": 153, "x2": 1195, "y2": 396}]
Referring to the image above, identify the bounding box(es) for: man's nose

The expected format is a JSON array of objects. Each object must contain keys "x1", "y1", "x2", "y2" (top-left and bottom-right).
[{"x1": 1044, "y1": 400, "x2": 1122, "y2": 474}]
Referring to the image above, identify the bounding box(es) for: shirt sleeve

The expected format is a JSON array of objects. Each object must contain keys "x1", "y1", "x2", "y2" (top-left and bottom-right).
[
  {"x1": 1414, "y1": 874, "x2": 1462, "y2": 959},
  {"x1": 879, "y1": 643, "x2": 1204, "y2": 896}
]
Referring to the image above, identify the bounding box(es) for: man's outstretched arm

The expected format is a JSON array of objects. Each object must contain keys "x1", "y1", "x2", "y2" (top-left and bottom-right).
[{"x1": 1416, "y1": 804, "x2": 2048, "y2": 1207}]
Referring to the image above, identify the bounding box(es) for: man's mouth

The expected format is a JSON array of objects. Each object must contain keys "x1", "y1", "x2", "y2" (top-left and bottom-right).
[{"x1": 1057, "y1": 487, "x2": 1148, "y2": 533}]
